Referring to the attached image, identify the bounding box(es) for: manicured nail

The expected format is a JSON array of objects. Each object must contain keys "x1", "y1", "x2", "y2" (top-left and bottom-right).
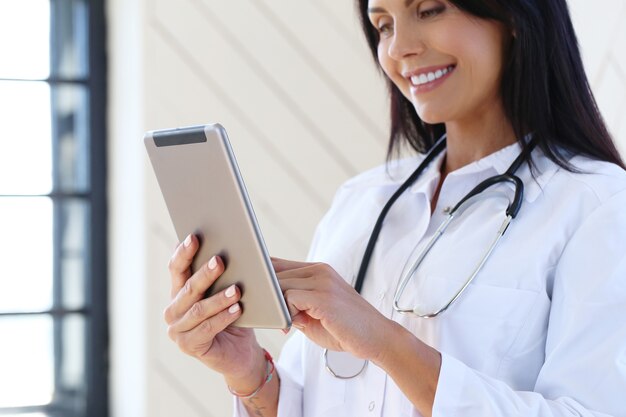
[
  {"x1": 183, "y1": 234, "x2": 192, "y2": 247},
  {"x1": 228, "y1": 303, "x2": 240, "y2": 314},
  {"x1": 208, "y1": 256, "x2": 217, "y2": 270},
  {"x1": 225, "y1": 284, "x2": 236, "y2": 298}
]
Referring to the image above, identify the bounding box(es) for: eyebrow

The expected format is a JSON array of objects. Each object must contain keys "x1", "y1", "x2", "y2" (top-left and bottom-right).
[
  {"x1": 367, "y1": 6, "x2": 386, "y2": 13},
  {"x1": 368, "y1": 0, "x2": 419, "y2": 13}
]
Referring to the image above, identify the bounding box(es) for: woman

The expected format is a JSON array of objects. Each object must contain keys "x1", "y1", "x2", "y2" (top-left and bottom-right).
[{"x1": 163, "y1": 0, "x2": 626, "y2": 416}]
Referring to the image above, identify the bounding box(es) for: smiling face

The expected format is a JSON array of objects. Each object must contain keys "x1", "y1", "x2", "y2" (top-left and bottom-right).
[{"x1": 368, "y1": 0, "x2": 508, "y2": 126}]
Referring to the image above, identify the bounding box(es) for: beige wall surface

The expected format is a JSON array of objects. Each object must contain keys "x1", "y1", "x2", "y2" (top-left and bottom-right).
[{"x1": 108, "y1": 1, "x2": 626, "y2": 416}]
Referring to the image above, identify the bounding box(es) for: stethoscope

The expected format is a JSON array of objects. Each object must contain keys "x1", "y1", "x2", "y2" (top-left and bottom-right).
[{"x1": 324, "y1": 134, "x2": 535, "y2": 379}]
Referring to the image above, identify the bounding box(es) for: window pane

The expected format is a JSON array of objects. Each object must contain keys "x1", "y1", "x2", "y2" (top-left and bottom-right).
[
  {"x1": 0, "y1": 316, "x2": 54, "y2": 407},
  {"x1": 60, "y1": 200, "x2": 89, "y2": 309},
  {"x1": 2, "y1": 414, "x2": 47, "y2": 417},
  {"x1": 51, "y1": 0, "x2": 89, "y2": 79},
  {"x1": 53, "y1": 86, "x2": 90, "y2": 193},
  {"x1": 0, "y1": 0, "x2": 50, "y2": 79},
  {"x1": 0, "y1": 198, "x2": 53, "y2": 313},
  {"x1": 56, "y1": 314, "x2": 87, "y2": 414},
  {"x1": 0, "y1": 81, "x2": 52, "y2": 195}
]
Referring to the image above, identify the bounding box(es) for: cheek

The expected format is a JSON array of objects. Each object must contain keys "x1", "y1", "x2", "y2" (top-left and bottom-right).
[
  {"x1": 377, "y1": 45, "x2": 392, "y2": 78},
  {"x1": 455, "y1": 24, "x2": 505, "y2": 84},
  {"x1": 468, "y1": 38, "x2": 504, "y2": 99},
  {"x1": 432, "y1": 16, "x2": 505, "y2": 71},
  {"x1": 468, "y1": 34, "x2": 502, "y2": 70},
  {"x1": 430, "y1": 28, "x2": 464, "y2": 55},
  {"x1": 378, "y1": 46, "x2": 408, "y2": 95}
]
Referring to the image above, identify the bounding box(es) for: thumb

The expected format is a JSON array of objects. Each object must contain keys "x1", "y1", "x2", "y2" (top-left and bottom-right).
[{"x1": 292, "y1": 312, "x2": 311, "y2": 329}]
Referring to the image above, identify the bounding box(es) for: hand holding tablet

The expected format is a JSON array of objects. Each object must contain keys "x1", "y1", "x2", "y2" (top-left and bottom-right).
[{"x1": 145, "y1": 123, "x2": 291, "y2": 329}]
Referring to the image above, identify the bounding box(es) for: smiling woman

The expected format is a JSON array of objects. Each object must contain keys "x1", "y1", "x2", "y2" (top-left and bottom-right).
[
  {"x1": 162, "y1": 0, "x2": 626, "y2": 416},
  {"x1": 370, "y1": 0, "x2": 509, "y2": 133},
  {"x1": 357, "y1": 0, "x2": 623, "y2": 170}
]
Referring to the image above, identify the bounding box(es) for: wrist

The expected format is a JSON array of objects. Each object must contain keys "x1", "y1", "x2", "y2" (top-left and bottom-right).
[
  {"x1": 371, "y1": 319, "x2": 417, "y2": 368},
  {"x1": 227, "y1": 349, "x2": 275, "y2": 399},
  {"x1": 373, "y1": 319, "x2": 441, "y2": 394},
  {"x1": 223, "y1": 346, "x2": 268, "y2": 394}
]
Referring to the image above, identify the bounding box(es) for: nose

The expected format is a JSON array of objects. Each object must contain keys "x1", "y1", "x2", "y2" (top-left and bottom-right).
[{"x1": 387, "y1": 21, "x2": 426, "y2": 60}]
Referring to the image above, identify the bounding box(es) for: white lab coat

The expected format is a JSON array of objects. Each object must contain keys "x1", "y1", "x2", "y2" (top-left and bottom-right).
[{"x1": 234, "y1": 143, "x2": 626, "y2": 417}]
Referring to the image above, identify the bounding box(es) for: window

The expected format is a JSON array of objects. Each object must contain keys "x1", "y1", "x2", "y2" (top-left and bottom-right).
[{"x1": 0, "y1": 0, "x2": 108, "y2": 416}]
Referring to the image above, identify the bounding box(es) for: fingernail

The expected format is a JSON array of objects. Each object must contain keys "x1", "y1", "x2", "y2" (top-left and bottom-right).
[
  {"x1": 281, "y1": 328, "x2": 289, "y2": 335},
  {"x1": 292, "y1": 322, "x2": 305, "y2": 330},
  {"x1": 208, "y1": 256, "x2": 217, "y2": 270},
  {"x1": 225, "y1": 284, "x2": 236, "y2": 298},
  {"x1": 183, "y1": 234, "x2": 192, "y2": 247},
  {"x1": 228, "y1": 303, "x2": 240, "y2": 314}
]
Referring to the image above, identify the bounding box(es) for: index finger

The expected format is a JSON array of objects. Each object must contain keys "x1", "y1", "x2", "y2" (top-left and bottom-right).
[
  {"x1": 271, "y1": 257, "x2": 314, "y2": 273},
  {"x1": 168, "y1": 234, "x2": 199, "y2": 297}
]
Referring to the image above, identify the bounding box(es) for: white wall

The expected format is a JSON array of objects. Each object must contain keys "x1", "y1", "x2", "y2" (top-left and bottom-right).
[
  {"x1": 569, "y1": 0, "x2": 626, "y2": 155},
  {"x1": 107, "y1": 0, "x2": 146, "y2": 416},
  {"x1": 107, "y1": 1, "x2": 626, "y2": 416}
]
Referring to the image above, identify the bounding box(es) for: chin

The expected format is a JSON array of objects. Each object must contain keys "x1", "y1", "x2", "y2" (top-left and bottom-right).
[
  {"x1": 413, "y1": 104, "x2": 447, "y2": 125},
  {"x1": 415, "y1": 108, "x2": 447, "y2": 125}
]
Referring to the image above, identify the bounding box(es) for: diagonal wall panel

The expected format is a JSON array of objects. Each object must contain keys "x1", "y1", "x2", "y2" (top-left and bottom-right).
[
  {"x1": 193, "y1": 0, "x2": 387, "y2": 163},
  {"x1": 145, "y1": 28, "x2": 315, "y2": 256},
  {"x1": 252, "y1": 0, "x2": 389, "y2": 139}
]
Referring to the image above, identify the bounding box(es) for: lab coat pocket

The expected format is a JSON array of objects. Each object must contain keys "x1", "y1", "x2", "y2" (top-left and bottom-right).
[{"x1": 435, "y1": 282, "x2": 540, "y2": 374}]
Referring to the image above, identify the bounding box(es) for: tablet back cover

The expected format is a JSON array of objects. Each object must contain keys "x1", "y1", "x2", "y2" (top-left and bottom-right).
[{"x1": 144, "y1": 124, "x2": 291, "y2": 329}]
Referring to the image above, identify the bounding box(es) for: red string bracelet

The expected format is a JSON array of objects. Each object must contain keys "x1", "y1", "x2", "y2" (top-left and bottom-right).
[{"x1": 228, "y1": 349, "x2": 275, "y2": 399}]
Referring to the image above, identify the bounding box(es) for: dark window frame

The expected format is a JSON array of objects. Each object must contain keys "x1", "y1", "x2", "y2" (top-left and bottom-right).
[
  {"x1": 85, "y1": 0, "x2": 108, "y2": 415},
  {"x1": 0, "y1": 0, "x2": 108, "y2": 415}
]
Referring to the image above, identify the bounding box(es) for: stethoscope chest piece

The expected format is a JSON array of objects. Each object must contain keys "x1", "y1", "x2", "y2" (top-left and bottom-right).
[{"x1": 324, "y1": 349, "x2": 368, "y2": 379}]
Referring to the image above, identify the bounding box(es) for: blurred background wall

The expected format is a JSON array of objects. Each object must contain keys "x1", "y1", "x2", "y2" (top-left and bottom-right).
[{"x1": 107, "y1": 0, "x2": 626, "y2": 416}]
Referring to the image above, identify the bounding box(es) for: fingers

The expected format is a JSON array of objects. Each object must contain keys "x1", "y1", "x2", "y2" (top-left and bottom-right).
[
  {"x1": 291, "y1": 311, "x2": 310, "y2": 328},
  {"x1": 283, "y1": 288, "x2": 324, "y2": 321},
  {"x1": 168, "y1": 234, "x2": 199, "y2": 298},
  {"x1": 279, "y1": 276, "x2": 325, "y2": 290},
  {"x1": 286, "y1": 311, "x2": 343, "y2": 352},
  {"x1": 271, "y1": 257, "x2": 314, "y2": 273},
  {"x1": 286, "y1": 301, "x2": 302, "y2": 319},
  {"x1": 164, "y1": 254, "x2": 226, "y2": 324},
  {"x1": 277, "y1": 264, "x2": 338, "y2": 292},
  {"x1": 171, "y1": 298, "x2": 243, "y2": 357},
  {"x1": 169, "y1": 284, "x2": 242, "y2": 333},
  {"x1": 277, "y1": 268, "x2": 321, "y2": 318},
  {"x1": 277, "y1": 262, "x2": 338, "y2": 318}
]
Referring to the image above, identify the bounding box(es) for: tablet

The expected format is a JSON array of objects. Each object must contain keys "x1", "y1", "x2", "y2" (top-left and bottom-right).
[{"x1": 144, "y1": 123, "x2": 291, "y2": 329}]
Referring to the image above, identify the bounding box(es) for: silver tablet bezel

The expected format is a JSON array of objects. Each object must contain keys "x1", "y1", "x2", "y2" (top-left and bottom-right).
[{"x1": 144, "y1": 123, "x2": 291, "y2": 329}]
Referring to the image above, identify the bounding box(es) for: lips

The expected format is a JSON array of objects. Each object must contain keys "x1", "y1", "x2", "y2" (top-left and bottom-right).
[
  {"x1": 402, "y1": 64, "x2": 456, "y2": 85},
  {"x1": 402, "y1": 64, "x2": 456, "y2": 92}
]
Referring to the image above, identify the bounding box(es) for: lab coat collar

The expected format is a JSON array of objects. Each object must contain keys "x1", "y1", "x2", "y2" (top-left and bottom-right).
[
  {"x1": 407, "y1": 141, "x2": 559, "y2": 204},
  {"x1": 408, "y1": 150, "x2": 447, "y2": 198},
  {"x1": 480, "y1": 141, "x2": 560, "y2": 204}
]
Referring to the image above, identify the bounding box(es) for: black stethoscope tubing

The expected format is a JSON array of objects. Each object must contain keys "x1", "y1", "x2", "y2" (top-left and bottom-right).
[{"x1": 353, "y1": 135, "x2": 535, "y2": 294}]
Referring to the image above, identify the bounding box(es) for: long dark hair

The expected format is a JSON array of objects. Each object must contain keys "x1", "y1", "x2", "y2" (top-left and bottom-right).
[{"x1": 356, "y1": 0, "x2": 625, "y2": 169}]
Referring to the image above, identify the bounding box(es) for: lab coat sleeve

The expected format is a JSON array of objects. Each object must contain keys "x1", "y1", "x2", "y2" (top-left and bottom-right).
[{"x1": 431, "y1": 189, "x2": 626, "y2": 417}]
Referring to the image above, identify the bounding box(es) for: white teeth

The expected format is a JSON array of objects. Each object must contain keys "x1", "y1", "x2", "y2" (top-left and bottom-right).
[{"x1": 410, "y1": 66, "x2": 454, "y2": 86}]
